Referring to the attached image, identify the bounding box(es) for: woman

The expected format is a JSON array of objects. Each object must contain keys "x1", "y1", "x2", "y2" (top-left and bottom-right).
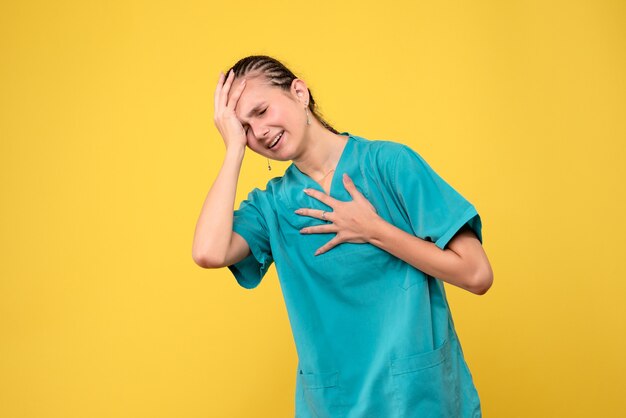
[{"x1": 192, "y1": 55, "x2": 493, "y2": 418}]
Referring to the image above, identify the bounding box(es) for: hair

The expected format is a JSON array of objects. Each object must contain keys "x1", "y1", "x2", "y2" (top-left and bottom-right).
[{"x1": 225, "y1": 55, "x2": 340, "y2": 135}]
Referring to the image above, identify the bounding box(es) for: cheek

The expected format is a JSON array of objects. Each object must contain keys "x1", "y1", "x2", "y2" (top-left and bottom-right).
[
  {"x1": 279, "y1": 109, "x2": 301, "y2": 132},
  {"x1": 272, "y1": 107, "x2": 292, "y2": 126},
  {"x1": 246, "y1": 137, "x2": 265, "y2": 154}
]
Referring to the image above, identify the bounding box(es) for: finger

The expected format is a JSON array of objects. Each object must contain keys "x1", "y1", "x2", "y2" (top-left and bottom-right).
[
  {"x1": 214, "y1": 71, "x2": 225, "y2": 113},
  {"x1": 215, "y1": 70, "x2": 230, "y2": 109},
  {"x1": 303, "y1": 188, "x2": 339, "y2": 208},
  {"x1": 342, "y1": 175, "x2": 377, "y2": 213},
  {"x1": 226, "y1": 77, "x2": 247, "y2": 110},
  {"x1": 300, "y1": 223, "x2": 338, "y2": 235},
  {"x1": 314, "y1": 236, "x2": 343, "y2": 256},
  {"x1": 219, "y1": 69, "x2": 235, "y2": 112},
  {"x1": 294, "y1": 208, "x2": 333, "y2": 222},
  {"x1": 342, "y1": 173, "x2": 364, "y2": 200}
]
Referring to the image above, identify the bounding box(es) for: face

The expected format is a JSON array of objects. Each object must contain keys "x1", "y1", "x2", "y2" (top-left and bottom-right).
[{"x1": 229, "y1": 75, "x2": 309, "y2": 161}]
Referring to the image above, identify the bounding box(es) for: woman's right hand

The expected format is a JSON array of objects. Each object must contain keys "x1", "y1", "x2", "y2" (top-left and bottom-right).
[{"x1": 213, "y1": 69, "x2": 248, "y2": 150}]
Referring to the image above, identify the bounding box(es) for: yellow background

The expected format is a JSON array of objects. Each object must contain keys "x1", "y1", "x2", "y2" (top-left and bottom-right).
[{"x1": 2, "y1": 0, "x2": 625, "y2": 417}]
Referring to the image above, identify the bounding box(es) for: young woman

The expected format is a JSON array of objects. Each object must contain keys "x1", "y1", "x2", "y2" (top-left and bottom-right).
[{"x1": 192, "y1": 55, "x2": 493, "y2": 418}]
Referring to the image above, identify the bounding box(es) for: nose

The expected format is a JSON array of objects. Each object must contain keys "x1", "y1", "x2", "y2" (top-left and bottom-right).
[{"x1": 251, "y1": 124, "x2": 270, "y2": 141}]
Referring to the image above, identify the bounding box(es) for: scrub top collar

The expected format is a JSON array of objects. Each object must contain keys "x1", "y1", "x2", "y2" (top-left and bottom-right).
[{"x1": 285, "y1": 131, "x2": 355, "y2": 197}]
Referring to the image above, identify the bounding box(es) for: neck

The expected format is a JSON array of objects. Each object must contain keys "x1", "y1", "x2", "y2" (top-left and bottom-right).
[{"x1": 292, "y1": 122, "x2": 348, "y2": 181}]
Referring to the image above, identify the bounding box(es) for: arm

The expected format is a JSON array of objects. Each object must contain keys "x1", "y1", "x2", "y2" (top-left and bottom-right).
[
  {"x1": 367, "y1": 219, "x2": 494, "y2": 295},
  {"x1": 298, "y1": 174, "x2": 494, "y2": 295},
  {"x1": 192, "y1": 69, "x2": 252, "y2": 269},
  {"x1": 192, "y1": 145, "x2": 251, "y2": 268}
]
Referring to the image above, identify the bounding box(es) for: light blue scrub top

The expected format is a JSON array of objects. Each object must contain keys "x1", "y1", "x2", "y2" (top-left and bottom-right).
[{"x1": 228, "y1": 132, "x2": 483, "y2": 418}]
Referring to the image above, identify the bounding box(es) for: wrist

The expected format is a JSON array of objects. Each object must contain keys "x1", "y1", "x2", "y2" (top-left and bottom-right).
[
  {"x1": 366, "y1": 214, "x2": 388, "y2": 244},
  {"x1": 224, "y1": 144, "x2": 246, "y2": 159}
]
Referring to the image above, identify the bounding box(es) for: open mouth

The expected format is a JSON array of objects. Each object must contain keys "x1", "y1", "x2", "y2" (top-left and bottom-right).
[{"x1": 269, "y1": 131, "x2": 284, "y2": 149}]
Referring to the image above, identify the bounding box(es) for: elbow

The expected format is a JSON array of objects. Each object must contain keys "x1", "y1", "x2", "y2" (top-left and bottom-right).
[
  {"x1": 193, "y1": 254, "x2": 210, "y2": 269},
  {"x1": 468, "y1": 266, "x2": 494, "y2": 295},
  {"x1": 192, "y1": 247, "x2": 224, "y2": 269},
  {"x1": 192, "y1": 250, "x2": 209, "y2": 268}
]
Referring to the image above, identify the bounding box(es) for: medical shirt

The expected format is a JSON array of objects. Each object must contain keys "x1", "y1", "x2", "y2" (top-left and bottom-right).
[{"x1": 228, "y1": 132, "x2": 484, "y2": 418}]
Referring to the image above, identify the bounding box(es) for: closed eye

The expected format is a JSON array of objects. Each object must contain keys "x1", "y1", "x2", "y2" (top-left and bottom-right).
[{"x1": 242, "y1": 107, "x2": 267, "y2": 134}]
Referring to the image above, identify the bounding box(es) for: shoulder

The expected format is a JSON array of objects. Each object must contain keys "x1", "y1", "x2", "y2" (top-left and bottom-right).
[
  {"x1": 350, "y1": 133, "x2": 423, "y2": 174},
  {"x1": 238, "y1": 175, "x2": 285, "y2": 211},
  {"x1": 351, "y1": 132, "x2": 419, "y2": 157},
  {"x1": 246, "y1": 174, "x2": 285, "y2": 195}
]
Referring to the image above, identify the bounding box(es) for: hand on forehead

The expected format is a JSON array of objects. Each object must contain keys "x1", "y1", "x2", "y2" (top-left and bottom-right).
[{"x1": 230, "y1": 76, "x2": 276, "y2": 119}]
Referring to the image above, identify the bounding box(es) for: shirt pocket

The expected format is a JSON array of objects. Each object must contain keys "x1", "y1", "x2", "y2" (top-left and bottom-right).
[
  {"x1": 390, "y1": 337, "x2": 461, "y2": 417},
  {"x1": 298, "y1": 369, "x2": 347, "y2": 418}
]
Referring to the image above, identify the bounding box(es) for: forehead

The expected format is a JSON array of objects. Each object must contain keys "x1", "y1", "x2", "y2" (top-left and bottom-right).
[{"x1": 231, "y1": 77, "x2": 286, "y2": 117}]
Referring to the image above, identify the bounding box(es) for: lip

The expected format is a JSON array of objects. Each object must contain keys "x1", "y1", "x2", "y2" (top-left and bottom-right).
[{"x1": 268, "y1": 131, "x2": 284, "y2": 149}]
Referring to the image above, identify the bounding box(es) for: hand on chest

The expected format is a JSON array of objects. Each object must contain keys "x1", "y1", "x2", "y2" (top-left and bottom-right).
[{"x1": 277, "y1": 170, "x2": 383, "y2": 257}]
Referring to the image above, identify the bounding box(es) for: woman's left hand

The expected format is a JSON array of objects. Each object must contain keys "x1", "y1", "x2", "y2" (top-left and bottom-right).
[{"x1": 295, "y1": 173, "x2": 382, "y2": 256}]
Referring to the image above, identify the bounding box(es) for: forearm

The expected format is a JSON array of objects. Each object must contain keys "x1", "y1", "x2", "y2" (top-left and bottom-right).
[
  {"x1": 367, "y1": 217, "x2": 476, "y2": 292},
  {"x1": 192, "y1": 146, "x2": 245, "y2": 266}
]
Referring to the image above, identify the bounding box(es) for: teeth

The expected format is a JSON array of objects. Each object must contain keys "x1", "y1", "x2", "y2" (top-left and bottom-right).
[{"x1": 269, "y1": 131, "x2": 283, "y2": 148}]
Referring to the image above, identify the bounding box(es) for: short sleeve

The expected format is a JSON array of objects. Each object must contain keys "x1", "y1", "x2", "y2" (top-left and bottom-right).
[
  {"x1": 227, "y1": 187, "x2": 274, "y2": 289},
  {"x1": 391, "y1": 145, "x2": 483, "y2": 250}
]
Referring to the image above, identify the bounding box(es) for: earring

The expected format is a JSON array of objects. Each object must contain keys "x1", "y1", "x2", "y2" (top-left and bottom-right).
[
  {"x1": 305, "y1": 107, "x2": 311, "y2": 125},
  {"x1": 267, "y1": 158, "x2": 272, "y2": 171}
]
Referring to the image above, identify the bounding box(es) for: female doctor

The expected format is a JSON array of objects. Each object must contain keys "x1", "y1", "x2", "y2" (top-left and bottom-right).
[{"x1": 192, "y1": 55, "x2": 494, "y2": 418}]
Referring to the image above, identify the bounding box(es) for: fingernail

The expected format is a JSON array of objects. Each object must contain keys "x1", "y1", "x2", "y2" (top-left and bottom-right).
[
  {"x1": 303, "y1": 189, "x2": 309, "y2": 194},
  {"x1": 294, "y1": 209, "x2": 302, "y2": 214}
]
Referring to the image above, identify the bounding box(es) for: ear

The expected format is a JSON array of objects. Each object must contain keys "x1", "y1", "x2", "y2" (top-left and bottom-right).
[{"x1": 291, "y1": 78, "x2": 309, "y2": 105}]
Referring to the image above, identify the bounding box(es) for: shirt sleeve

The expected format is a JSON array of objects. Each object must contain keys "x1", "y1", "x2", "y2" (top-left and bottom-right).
[
  {"x1": 391, "y1": 145, "x2": 483, "y2": 250},
  {"x1": 227, "y1": 187, "x2": 274, "y2": 289}
]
